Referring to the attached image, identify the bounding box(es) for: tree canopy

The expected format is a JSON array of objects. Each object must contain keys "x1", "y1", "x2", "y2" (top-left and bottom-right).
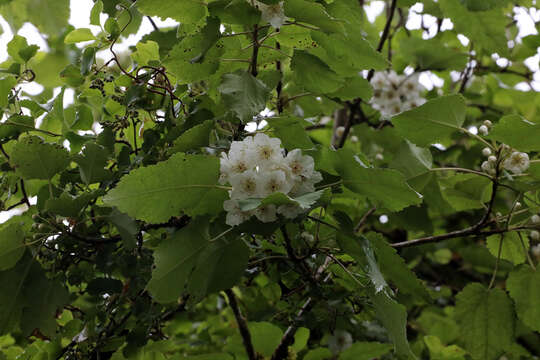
[{"x1": 0, "y1": 0, "x2": 539, "y2": 359}]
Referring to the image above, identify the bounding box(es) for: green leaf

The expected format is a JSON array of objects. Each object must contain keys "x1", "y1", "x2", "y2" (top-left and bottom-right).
[
  {"x1": 310, "y1": 31, "x2": 387, "y2": 76},
  {"x1": 10, "y1": 135, "x2": 70, "y2": 180},
  {"x1": 25, "y1": 0, "x2": 70, "y2": 36},
  {"x1": 506, "y1": 265, "x2": 540, "y2": 332},
  {"x1": 339, "y1": 341, "x2": 393, "y2": 360},
  {"x1": 389, "y1": 140, "x2": 433, "y2": 179},
  {"x1": 74, "y1": 143, "x2": 110, "y2": 185},
  {"x1": 459, "y1": 0, "x2": 509, "y2": 11},
  {"x1": 106, "y1": 209, "x2": 138, "y2": 250},
  {"x1": 136, "y1": 0, "x2": 208, "y2": 26},
  {"x1": 424, "y1": 335, "x2": 467, "y2": 360},
  {"x1": 284, "y1": 0, "x2": 342, "y2": 33},
  {"x1": 103, "y1": 153, "x2": 228, "y2": 223},
  {"x1": 0, "y1": 222, "x2": 25, "y2": 271},
  {"x1": 147, "y1": 219, "x2": 210, "y2": 303},
  {"x1": 292, "y1": 328, "x2": 310, "y2": 352},
  {"x1": 208, "y1": 0, "x2": 260, "y2": 26},
  {"x1": 439, "y1": 0, "x2": 509, "y2": 56},
  {"x1": 486, "y1": 232, "x2": 528, "y2": 265},
  {"x1": 334, "y1": 149, "x2": 423, "y2": 212},
  {"x1": 329, "y1": 76, "x2": 373, "y2": 101},
  {"x1": 44, "y1": 191, "x2": 100, "y2": 218},
  {"x1": 0, "y1": 76, "x2": 17, "y2": 108},
  {"x1": 131, "y1": 40, "x2": 160, "y2": 65},
  {"x1": 267, "y1": 117, "x2": 314, "y2": 150},
  {"x1": 0, "y1": 254, "x2": 68, "y2": 336},
  {"x1": 336, "y1": 234, "x2": 414, "y2": 357},
  {"x1": 187, "y1": 236, "x2": 250, "y2": 302},
  {"x1": 64, "y1": 28, "x2": 96, "y2": 43},
  {"x1": 454, "y1": 283, "x2": 514, "y2": 360},
  {"x1": 7, "y1": 35, "x2": 30, "y2": 63},
  {"x1": 166, "y1": 17, "x2": 223, "y2": 83},
  {"x1": 304, "y1": 348, "x2": 333, "y2": 360},
  {"x1": 249, "y1": 322, "x2": 283, "y2": 357},
  {"x1": 488, "y1": 115, "x2": 540, "y2": 152},
  {"x1": 369, "y1": 233, "x2": 431, "y2": 302},
  {"x1": 90, "y1": 0, "x2": 103, "y2": 25},
  {"x1": 368, "y1": 289, "x2": 413, "y2": 357},
  {"x1": 392, "y1": 95, "x2": 466, "y2": 147},
  {"x1": 147, "y1": 219, "x2": 247, "y2": 303},
  {"x1": 290, "y1": 50, "x2": 344, "y2": 94},
  {"x1": 218, "y1": 71, "x2": 271, "y2": 122},
  {"x1": 80, "y1": 47, "x2": 96, "y2": 76},
  {"x1": 170, "y1": 120, "x2": 214, "y2": 154},
  {"x1": 399, "y1": 37, "x2": 468, "y2": 71}
]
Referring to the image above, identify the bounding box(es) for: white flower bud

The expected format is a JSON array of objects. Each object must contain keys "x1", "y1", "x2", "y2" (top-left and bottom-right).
[
  {"x1": 532, "y1": 244, "x2": 540, "y2": 257},
  {"x1": 336, "y1": 126, "x2": 345, "y2": 138},
  {"x1": 531, "y1": 214, "x2": 540, "y2": 224},
  {"x1": 483, "y1": 120, "x2": 493, "y2": 127},
  {"x1": 514, "y1": 201, "x2": 521, "y2": 209},
  {"x1": 479, "y1": 125, "x2": 489, "y2": 136},
  {"x1": 115, "y1": 4, "x2": 123, "y2": 10},
  {"x1": 531, "y1": 230, "x2": 540, "y2": 241},
  {"x1": 482, "y1": 147, "x2": 492, "y2": 157},
  {"x1": 481, "y1": 161, "x2": 491, "y2": 172},
  {"x1": 300, "y1": 231, "x2": 315, "y2": 243},
  {"x1": 375, "y1": 153, "x2": 384, "y2": 161},
  {"x1": 488, "y1": 155, "x2": 497, "y2": 163},
  {"x1": 350, "y1": 135, "x2": 359, "y2": 143}
]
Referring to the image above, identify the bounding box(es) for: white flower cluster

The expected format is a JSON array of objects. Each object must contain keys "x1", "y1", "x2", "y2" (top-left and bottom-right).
[
  {"x1": 370, "y1": 71, "x2": 426, "y2": 118},
  {"x1": 481, "y1": 145, "x2": 530, "y2": 175},
  {"x1": 220, "y1": 133, "x2": 322, "y2": 226},
  {"x1": 253, "y1": 1, "x2": 286, "y2": 29}
]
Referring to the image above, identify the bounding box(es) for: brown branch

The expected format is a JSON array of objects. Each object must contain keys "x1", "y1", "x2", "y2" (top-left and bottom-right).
[
  {"x1": 354, "y1": 207, "x2": 377, "y2": 233},
  {"x1": 225, "y1": 289, "x2": 257, "y2": 360},
  {"x1": 271, "y1": 258, "x2": 332, "y2": 360},
  {"x1": 20, "y1": 180, "x2": 31, "y2": 207},
  {"x1": 250, "y1": 24, "x2": 260, "y2": 77}
]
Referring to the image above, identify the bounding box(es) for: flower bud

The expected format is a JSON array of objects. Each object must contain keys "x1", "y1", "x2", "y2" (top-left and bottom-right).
[
  {"x1": 532, "y1": 244, "x2": 540, "y2": 257},
  {"x1": 350, "y1": 136, "x2": 359, "y2": 143},
  {"x1": 479, "y1": 125, "x2": 489, "y2": 136},
  {"x1": 488, "y1": 155, "x2": 497, "y2": 163},
  {"x1": 514, "y1": 201, "x2": 521, "y2": 209},
  {"x1": 335, "y1": 126, "x2": 345, "y2": 138},
  {"x1": 531, "y1": 214, "x2": 540, "y2": 224},
  {"x1": 375, "y1": 153, "x2": 384, "y2": 161},
  {"x1": 483, "y1": 120, "x2": 492, "y2": 127},
  {"x1": 531, "y1": 230, "x2": 540, "y2": 241},
  {"x1": 482, "y1": 147, "x2": 492, "y2": 157}
]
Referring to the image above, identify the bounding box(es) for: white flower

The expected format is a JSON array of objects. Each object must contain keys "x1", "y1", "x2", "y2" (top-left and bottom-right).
[
  {"x1": 254, "y1": 1, "x2": 286, "y2": 29},
  {"x1": 483, "y1": 120, "x2": 493, "y2": 127},
  {"x1": 224, "y1": 200, "x2": 252, "y2": 226},
  {"x1": 219, "y1": 152, "x2": 253, "y2": 184},
  {"x1": 531, "y1": 230, "x2": 540, "y2": 241},
  {"x1": 335, "y1": 126, "x2": 345, "y2": 138},
  {"x1": 254, "y1": 204, "x2": 277, "y2": 223},
  {"x1": 328, "y1": 330, "x2": 353, "y2": 354},
  {"x1": 229, "y1": 170, "x2": 262, "y2": 199},
  {"x1": 277, "y1": 203, "x2": 305, "y2": 219},
  {"x1": 290, "y1": 171, "x2": 322, "y2": 197},
  {"x1": 285, "y1": 149, "x2": 315, "y2": 179},
  {"x1": 249, "y1": 133, "x2": 283, "y2": 165},
  {"x1": 531, "y1": 214, "x2": 540, "y2": 224},
  {"x1": 503, "y1": 151, "x2": 529, "y2": 174},
  {"x1": 482, "y1": 147, "x2": 492, "y2": 157},
  {"x1": 259, "y1": 170, "x2": 292, "y2": 197}
]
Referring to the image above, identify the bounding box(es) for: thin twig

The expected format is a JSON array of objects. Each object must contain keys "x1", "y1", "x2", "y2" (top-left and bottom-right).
[
  {"x1": 225, "y1": 289, "x2": 257, "y2": 360},
  {"x1": 354, "y1": 207, "x2": 377, "y2": 233}
]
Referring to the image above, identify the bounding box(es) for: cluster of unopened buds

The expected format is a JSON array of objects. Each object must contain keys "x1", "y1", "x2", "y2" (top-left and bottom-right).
[
  {"x1": 219, "y1": 133, "x2": 322, "y2": 226},
  {"x1": 481, "y1": 144, "x2": 529, "y2": 176},
  {"x1": 370, "y1": 70, "x2": 426, "y2": 119}
]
